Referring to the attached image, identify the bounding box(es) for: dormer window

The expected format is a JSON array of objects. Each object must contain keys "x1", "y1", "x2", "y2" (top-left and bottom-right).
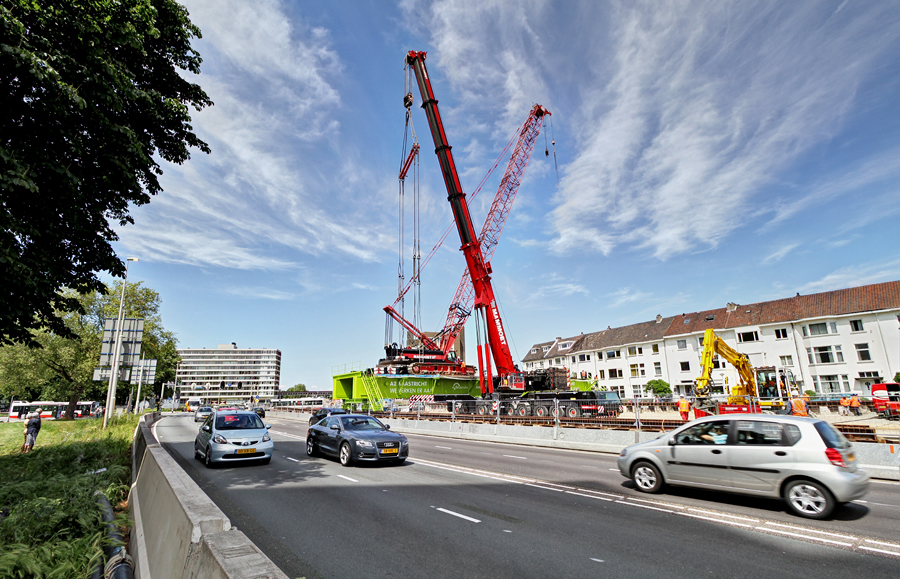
[
  {"x1": 559, "y1": 341, "x2": 573, "y2": 350},
  {"x1": 542, "y1": 346, "x2": 551, "y2": 352}
]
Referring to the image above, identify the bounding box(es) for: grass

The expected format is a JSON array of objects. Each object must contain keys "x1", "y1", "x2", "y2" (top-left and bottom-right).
[{"x1": 0, "y1": 415, "x2": 137, "y2": 579}]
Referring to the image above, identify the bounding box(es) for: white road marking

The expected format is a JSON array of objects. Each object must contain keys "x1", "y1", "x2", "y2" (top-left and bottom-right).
[
  {"x1": 286, "y1": 457, "x2": 300, "y2": 463},
  {"x1": 503, "y1": 530, "x2": 512, "y2": 533},
  {"x1": 853, "y1": 499, "x2": 899, "y2": 508},
  {"x1": 608, "y1": 468, "x2": 619, "y2": 471},
  {"x1": 566, "y1": 491, "x2": 613, "y2": 502},
  {"x1": 864, "y1": 539, "x2": 900, "y2": 548},
  {"x1": 435, "y1": 446, "x2": 453, "y2": 449},
  {"x1": 436, "y1": 508, "x2": 481, "y2": 523},
  {"x1": 680, "y1": 512, "x2": 755, "y2": 528},
  {"x1": 627, "y1": 497, "x2": 682, "y2": 509},
  {"x1": 759, "y1": 527, "x2": 852, "y2": 547},
  {"x1": 337, "y1": 475, "x2": 358, "y2": 483},
  {"x1": 859, "y1": 546, "x2": 900, "y2": 556},
  {"x1": 526, "y1": 483, "x2": 564, "y2": 492},
  {"x1": 590, "y1": 558, "x2": 605, "y2": 563},
  {"x1": 270, "y1": 430, "x2": 305, "y2": 440},
  {"x1": 615, "y1": 500, "x2": 673, "y2": 513},
  {"x1": 687, "y1": 508, "x2": 758, "y2": 523},
  {"x1": 503, "y1": 455, "x2": 527, "y2": 459},
  {"x1": 763, "y1": 522, "x2": 857, "y2": 541}
]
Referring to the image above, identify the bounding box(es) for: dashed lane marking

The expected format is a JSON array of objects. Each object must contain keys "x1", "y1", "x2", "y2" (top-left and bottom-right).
[
  {"x1": 435, "y1": 507, "x2": 481, "y2": 523},
  {"x1": 286, "y1": 457, "x2": 300, "y2": 463},
  {"x1": 269, "y1": 430, "x2": 305, "y2": 440},
  {"x1": 590, "y1": 558, "x2": 605, "y2": 563},
  {"x1": 503, "y1": 455, "x2": 527, "y2": 459},
  {"x1": 435, "y1": 446, "x2": 453, "y2": 449},
  {"x1": 337, "y1": 475, "x2": 358, "y2": 483}
]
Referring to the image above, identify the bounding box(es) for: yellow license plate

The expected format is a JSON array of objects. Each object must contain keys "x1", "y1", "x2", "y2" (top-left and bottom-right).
[
  {"x1": 235, "y1": 448, "x2": 256, "y2": 454},
  {"x1": 380, "y1": 448, "x2": 399, "y2": 454},
  {"x1": 847, "y1": 452, "x2": 855, "y2": 461}
]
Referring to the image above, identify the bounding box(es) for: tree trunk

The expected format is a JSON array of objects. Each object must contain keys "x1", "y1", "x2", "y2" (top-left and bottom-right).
[{"x1": 65, "y1": 385, "x2": 84, "y2": 420}]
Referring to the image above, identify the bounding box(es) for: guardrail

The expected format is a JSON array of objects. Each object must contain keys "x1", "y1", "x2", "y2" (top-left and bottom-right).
[{"x1": 129, "y1": 413, "x2": 288, "y2": 579}]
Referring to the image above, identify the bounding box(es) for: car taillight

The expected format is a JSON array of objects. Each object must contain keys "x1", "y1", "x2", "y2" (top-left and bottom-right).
[{"x1": 825, "y1": 448, "x2": 846, "y2": 467}]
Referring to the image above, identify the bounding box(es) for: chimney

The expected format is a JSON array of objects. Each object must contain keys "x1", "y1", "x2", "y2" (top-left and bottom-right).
[
  {"x1": 655, "y1": 314, "x2": 662, "y2": 323},
  {"x1": 726, "y1": 302, "x2": 737, "y2": 313}
]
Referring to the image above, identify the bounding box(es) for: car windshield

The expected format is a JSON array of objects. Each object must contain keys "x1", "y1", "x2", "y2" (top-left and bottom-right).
[
  {"x1": 341, "y1": 416, "x2": 385, "y2": 431},
  {"x1": 198, "y1": 407, "x2": 212, "y2": 412},
  {"x1": 215, "y1": 414, "x2": 265, "y2": 430}
]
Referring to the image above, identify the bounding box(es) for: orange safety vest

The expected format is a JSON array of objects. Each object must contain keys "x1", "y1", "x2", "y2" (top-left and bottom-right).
[
  {"x1": 839, "y1": 397, "x2": 851, "y2": 407},
  {"x1": 790, "y1": 398, "x2": 809, "y2": 417},
  {"x1": 677, "y1": 399, "x2": 690, "y2": 412},
  {"x1": 850, "y1": 396, "x2": 860, "y2": 407}
]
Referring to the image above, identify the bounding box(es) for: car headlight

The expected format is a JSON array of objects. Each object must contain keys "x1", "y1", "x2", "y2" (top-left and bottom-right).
[
  {"x1": 356, "y1": 439, "x2": 374, "y2": 448},
  {"x1": 212, "y1": 434, "x2": 227, "y2": 444},
  {"x1": 262, "y1": 433, "x2": 271, "y2": 442}
]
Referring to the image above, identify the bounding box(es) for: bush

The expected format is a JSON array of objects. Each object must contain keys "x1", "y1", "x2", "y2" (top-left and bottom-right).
[{"x1": 0, "y1": 416, "x2": 135, "y2": 578}]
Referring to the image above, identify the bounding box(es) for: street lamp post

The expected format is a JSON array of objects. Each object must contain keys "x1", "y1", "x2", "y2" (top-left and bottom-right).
[{"x1": 102, "y1": 257, "x2": 139, "y2": 429}]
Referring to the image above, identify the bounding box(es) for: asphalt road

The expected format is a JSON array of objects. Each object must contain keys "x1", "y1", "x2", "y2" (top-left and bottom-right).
[{"x1": 155, "y1": 415, "x2": 900, "y2": 579}]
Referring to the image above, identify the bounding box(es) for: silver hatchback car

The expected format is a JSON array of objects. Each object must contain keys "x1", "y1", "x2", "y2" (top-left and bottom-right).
[
  {"x1": 617, "y1": 414, "x2": 869, "y2": 519},
  {"x1": 194, "y1": 411, "x2": 273, "y2": 467}
]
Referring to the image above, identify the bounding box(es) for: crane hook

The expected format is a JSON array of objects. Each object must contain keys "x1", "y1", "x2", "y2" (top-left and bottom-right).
[{"x1": 404, "y1": 92, "x2": 414, "y2": 109}]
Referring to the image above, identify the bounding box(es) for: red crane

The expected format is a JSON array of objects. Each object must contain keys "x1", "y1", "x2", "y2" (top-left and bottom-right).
[{"x1": 405, "y1": 50, "x2": 527, "y2": 395}]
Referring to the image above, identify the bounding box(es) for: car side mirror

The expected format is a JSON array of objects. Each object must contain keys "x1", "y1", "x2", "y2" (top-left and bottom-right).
[
  {"x1": 668, "y1": 437, "x2": 676, "y2": 446},
  {"x1": 330, "y1": 424, "x2": 340, "y2": 430},
  {"x1": 265, "y1": 424, "x2": 272, "y2": 430},
  {"x1": 202, "y1": 425, "x2": 211, "y2": 432},
  {"x1": 384, "y1": 424, "x2": 391, "y2": 430}
]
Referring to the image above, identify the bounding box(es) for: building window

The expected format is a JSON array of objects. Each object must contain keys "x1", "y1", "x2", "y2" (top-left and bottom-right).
[
  {"x1": 530, "y1": 349, "x2": 537, "y2": 354},
  {"x1": 652, "y1": 344, "x2": 659, "y2": 354},
  {"x1": 850, "y1": 319, "x2": 864, "y2": 332},
  {"x1": 811, "y1": 346, "x2": 838, "y2": 364},
  {"x1": 737, "y1": 331, "x2": 759, "y2": 343},
  {"x1": 677, "y1": 340, "x2": 687, "y2": 350},
  {"x1": 654, "y1": 362, "x2": 662, "y2": 376},
  {"x1": 829, "y1": 322, "x2": 838, "y2": 334},
  {"x1": 539, "y1": 361, "x2": 544, "y2": 368},
  {"x1": 779, "y1": 355, "x2": 793, "y2": 366},
  {"x1": 841, "y1": 375, "x2": 850, "y2": 391},
  {"x1": 627, "y1": 346, "x2": 642, "y2": 356},
  {"x1": 559, "y1": 342, "x2": 573, "y2": 349},
  {"x1": 808, "y1": 322, "x2": 828, "y2": 336},
  {"x1": 855, "y1": 343, "x2": 871, "y2": 361},
  {"x1": 819, "y1": 375, "x2": 840, "y2": 393},
  {"x1": 775, "y1": 328, "x2": 788, "y2": 339},
  {"x1": 571, "y1": 356, "x2": 576, "y2": 364},
  {"x1": 578, "y1": 354, "x2": 591, "y2": 362},
  {"x1": 542, "y1": 346, "x2": 550, "y2": 352},
  {"x1": 859, "y1": 371, "x2": 881, "y2": 380},
  {"x1": 555, "y1": 358, "x2": 562, "y2": 364},
  {"x1": 629, "y1": 363, "x2": 645, "y2": 377},
  {"x1": 680, "y1": 361, "x2": 690, "y2": 371},
  {"x1": 712, "y1": 355, "x2": 721, "y2": 369},
  {"x1": 609, "y1": 368, "x2": 623, "y2": 379},
  {"x1": 834, "y1": 345, "x2": 843, "y2": 363},
  {"x1": 596, "y1": 370, "x2": 605, "y2": 380},
  {"x1": 607, "y1": 350, "x2": 621, "y2": 359}
]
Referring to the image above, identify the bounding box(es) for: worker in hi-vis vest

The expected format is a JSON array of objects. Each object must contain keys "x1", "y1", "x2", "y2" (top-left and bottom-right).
[
  {"x1": 677, "y1": 395, "x2": 691, "y2": 421},
  {"x1": 785, "y1": 392, "x2": 809, "y2": 417}
]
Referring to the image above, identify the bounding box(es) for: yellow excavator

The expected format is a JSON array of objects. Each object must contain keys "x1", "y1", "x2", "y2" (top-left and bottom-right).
[{"x1": 693, "y1": 328, "x2": 786, "y2": 415}]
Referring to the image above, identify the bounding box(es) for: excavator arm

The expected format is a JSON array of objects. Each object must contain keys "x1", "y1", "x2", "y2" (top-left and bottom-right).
[{"x1": 695, "y1": 328, "x2": 759, "y2": 408}]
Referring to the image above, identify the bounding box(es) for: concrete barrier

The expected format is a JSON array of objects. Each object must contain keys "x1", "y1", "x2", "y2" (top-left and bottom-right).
[
  {"x1": 268, "y1": 410, "x2": 900, "y2": 480},
  {"x1": 129, "y1": 413, "x2": 289, "y2": 579}
]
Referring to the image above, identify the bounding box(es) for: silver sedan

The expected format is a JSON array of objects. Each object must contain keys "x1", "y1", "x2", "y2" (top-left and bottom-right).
[
  {"x1": 194, "y1": 411, "x2": 273, "y2": 467},
  {"x1": 617, "y1": 414, "x2": 869, "y2": 519}
]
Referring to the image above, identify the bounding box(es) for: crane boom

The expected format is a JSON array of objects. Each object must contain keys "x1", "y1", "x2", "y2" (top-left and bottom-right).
[
  {"x1": 439, "y1": 104, "x2": 550, "y2": 356},
  {"x1": 405, "y1": 50, "x2": 519, "y2": 380}
]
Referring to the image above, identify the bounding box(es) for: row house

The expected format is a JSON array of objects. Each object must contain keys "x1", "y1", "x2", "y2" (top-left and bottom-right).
[{"x1": 522, "y1": 281, "x2": 899, "y2": 399}]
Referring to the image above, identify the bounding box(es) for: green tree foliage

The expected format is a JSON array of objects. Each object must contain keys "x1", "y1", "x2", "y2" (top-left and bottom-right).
[
  {"x1": 894, "y1": 371, "x2": 900, "y2": 383},
  {"x1": 287, "y1": 384, "x2": 308, "y2": 392},
  {"x1": 644, "y1": 379, "x2": 672, "y2": 397},
  {"x1": 0, "y1": 0, "x2": 211, "y2": 346},
  {"x1": 0, "y1": 282, "x2": 179, "y2": 417}
]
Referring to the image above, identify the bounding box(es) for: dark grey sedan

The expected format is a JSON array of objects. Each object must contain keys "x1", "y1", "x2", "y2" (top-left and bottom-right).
[{"x1": 306, "y1": 414, "x2": 408, "y2": 466}]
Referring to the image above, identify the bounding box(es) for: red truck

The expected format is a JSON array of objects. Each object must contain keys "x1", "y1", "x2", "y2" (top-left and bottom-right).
[{"x1": 871, "y1": 383, "x2": 900, "y2": 419}]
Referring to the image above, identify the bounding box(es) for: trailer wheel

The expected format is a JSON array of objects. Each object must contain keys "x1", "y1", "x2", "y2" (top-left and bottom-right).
[
  {"x1": 566, "y1": 405, "x2": 581, "y2": 418},
  {"x1": 535, "y1": 405, "x2": 549, "y2": 417},
  {"x1": 506, "y1": 404, "x2": 516, "y2": 416},
  {"x1": 477, "y1": 405, "x2": 487, "y2": 416},
  {"x1": 454, "y1": 402, "x2": 465, "y2": 414},
  {"x1": 517, "y1": 405, "x2": 530, "y2": 417}
]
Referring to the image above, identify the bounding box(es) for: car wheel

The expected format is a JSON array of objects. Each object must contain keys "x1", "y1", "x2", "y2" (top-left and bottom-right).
[
  {"x1": 339, "y1": 443, "x2": 353, "y2": 467},
  {"x1": 204, "y1": 446, "x2": 213, "y2": 468},
  {"x1": 631, "y1": 461, "x2": 664, "y2": 493},
  {"x1": 784, "y1": 479, "x2": 835, "y2": 519},
  {"x1": 566, "y1": 406, "x2": 581, "y2": 418},
  {"x1": 306, "y1": 437, "x2": 318, "y2": 457}
]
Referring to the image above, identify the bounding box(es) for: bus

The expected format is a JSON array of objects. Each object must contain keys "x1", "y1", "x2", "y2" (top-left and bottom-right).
[
  {"x1": 8, "y1": 401, "x2": 98, "y2": 420},
  {"x1": 185, "y1": 397, "x2": 203, "y2": 412}
]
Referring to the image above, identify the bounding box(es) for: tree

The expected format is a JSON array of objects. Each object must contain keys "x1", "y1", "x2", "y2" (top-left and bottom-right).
[
  {"x1": 0, "y1": 0, "x2": 211, "y2": 347},
  {"x1": 644, "y1": 379, "x2": 672, "y2": 398},
  {"x1": 287, "y1": 384, "x2": 308, "y2": 392},
  {"x1": 894, "y1": 371, "x2": 900, "y2": 383},
  {"x1": 0, "y1": 282, "x2": 179, "y2": 418}
]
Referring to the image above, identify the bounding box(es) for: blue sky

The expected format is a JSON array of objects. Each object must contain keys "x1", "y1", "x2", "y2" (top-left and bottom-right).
[{"x1": 111, "y1": 0, "x2": 900, "y2": 391}]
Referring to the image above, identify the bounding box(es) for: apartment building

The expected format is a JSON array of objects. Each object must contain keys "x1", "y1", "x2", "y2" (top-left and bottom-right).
[
  {"x1": 522, "y1": 281, "x2": 899, "y2": 399},
  {"x1": 175, "y1": 343, "x2": 281, "y2": 404}
]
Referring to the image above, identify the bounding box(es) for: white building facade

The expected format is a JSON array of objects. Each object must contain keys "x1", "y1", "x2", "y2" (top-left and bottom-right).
[
  {"x1": 175, "y1": 343, "x2": 281, "y2": 404},
  {"x1": 522, "y1": 282, "x2": 899, "y2": 399}
]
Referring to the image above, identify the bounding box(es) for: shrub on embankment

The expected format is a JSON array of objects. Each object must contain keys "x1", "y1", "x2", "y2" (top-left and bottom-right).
[{"x1": 0, "y1": 415, "x2": 136, "y2": 578}]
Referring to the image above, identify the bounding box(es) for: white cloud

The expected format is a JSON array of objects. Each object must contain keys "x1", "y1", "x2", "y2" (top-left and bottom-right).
[
  {"x1": 550, "y1": 1, "x2": 900, "y2": 259},
  {"x1": 221, "y1": 287, "x2": 296, "y2": 300},
  {"x1": 797, "y1": 261, "x2": 900, "y2": 294},
  {"x1": 762, "y1": 243, "x2": 800, "y2": 265},
  {"x1": 607, "y1": 287, "x2": 652, "y2": 308}
]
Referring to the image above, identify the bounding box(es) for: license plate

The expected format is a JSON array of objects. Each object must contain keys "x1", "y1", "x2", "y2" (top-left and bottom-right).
[
  {"x1": 235, "y1": 448, "x2": 256, "y2": 454},
  {"x1": 847, "y1": 452, "x2": 855, "y2": 461},
  {"x1": 380, "y1": 448, "x2": 399, "y2": 454}
]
